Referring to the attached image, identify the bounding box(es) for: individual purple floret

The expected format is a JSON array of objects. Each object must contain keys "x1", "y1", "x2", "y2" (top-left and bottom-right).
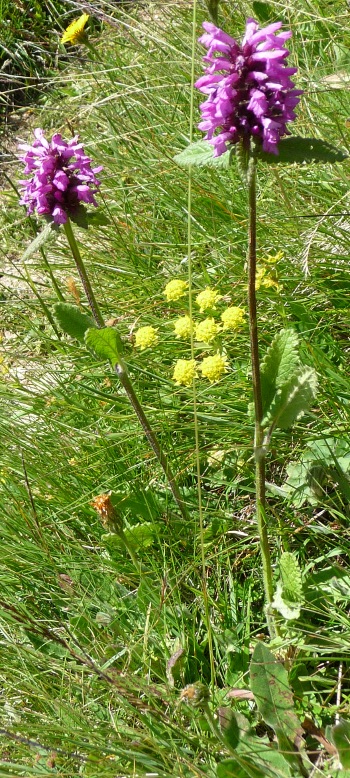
[
  {"x1": 195, "y1": 19, "x2": 303, "y2": 156},
  {"x1": 18, "y1": 129, "x2": 102, "y2": 224}
]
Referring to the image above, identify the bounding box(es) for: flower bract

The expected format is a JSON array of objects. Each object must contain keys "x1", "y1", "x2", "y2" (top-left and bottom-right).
[
  {"x1": 199, "y1": 353, "x2": 228, "y2": 382},
  {"x1": 18, "y1": 129, "x2": 102, "y2": 225},
  {"x1": 195, "y1": 317, "x2": 220, "y2": 343},
  {"x1": 172, "y1": 359, "x2": 197, "y2": 387},
  {"x1": 195, "y1": 19, "x2": 302, "y2": 156},
  {"x1": 61, "y1": 13, "x2": 89, "y2": 45},
  {"x1": 173, "y1": 315, "x2": 193, "y2": 339},
  {"x1": 135, "y1": 326, "x2": 159, "y2": 350},
  {"x1": 164, "y1": 279, "x2": 188, "y2": 301},
  {"x1": 195, "y1": 287, "x2": 221, "y2": 312},
  {"x1": 220, "y1": 306, "x2": 245, "y2": 330}
]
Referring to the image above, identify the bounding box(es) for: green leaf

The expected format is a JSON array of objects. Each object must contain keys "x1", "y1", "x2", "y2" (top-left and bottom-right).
[
  {"x1": 260, "y1": 329, "x2": 300, "y2": 416},
  {"x1": 220, "y1": 708, "x2": 240, "y2": 751},
  {"x1": 174, "y1": 140, "x2": 231, "y2": 168},
  {"x1": 85, "y1": 327, "x2": 122, "y2": 365},
  {"x1": 280, "y1": 552, "x2": 303, "y2": 604},
  {"x1": 250, "y1": 642, "x2": 302, "y2": 744},
  {"x1": 22, "y1": 221, "x2": 57, "y2": 261},
  {"x1": 217, "y1": 757, "x2": 265, "y2": 778},
  {"x1": 258, "y1": 136, "x2": 348, "y2": 165},
  {"x1": 53, "y1": 303, "x2": 95, "y2": 342},
  {"x1": 252, "y1": 1, "x2": 274, "y2": 22},
  {"x1": 262, "y1": 367, "x2": 318, "y2": 432},
  {"x1": 272, "y1": 583, "x2": 301, "y2": 621},
  {"x1": 331, "y1": 720, "x2": 350, "y2": 769},
  {"x1": 86, "y1": 210, "x2": 111, "y2": 227}
]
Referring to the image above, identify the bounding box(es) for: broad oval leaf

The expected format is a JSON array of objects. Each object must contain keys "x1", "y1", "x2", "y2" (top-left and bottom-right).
[
  {"x1": 261, "y1": 329, "x2": 300, "y2": 416},
  {"x1": 258, "y1": 136, "x2": 348, "y2": 165},
  {"x1": 250, "y1": 642, "x2": 302, "y2": 744},
  {"x1": 53, "y1": 303, "x2": 95, "y2": 342},
  {"x1": 262, "y1": 367, "x2": 318, "y2": 432},
  {"x1": 174, "y1": 140, "x2": 231, "y2": 169},
  {"x1": 85, "y1": 327, "x2": 122, "y2": 365}
]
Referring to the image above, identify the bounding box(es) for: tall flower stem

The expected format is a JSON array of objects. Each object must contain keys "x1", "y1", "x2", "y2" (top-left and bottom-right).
[
  {"x1": 115, "y1": 359, "x2": 188, "y2": 522},
  {"x1": 63, "y1": 219, "x2": 104, "y2": 328},
  {"x1": 247, "y1": 154, "x2": 275, "y2": 634}
]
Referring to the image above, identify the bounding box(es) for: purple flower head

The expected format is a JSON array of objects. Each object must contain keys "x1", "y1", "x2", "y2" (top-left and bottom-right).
[
  {"x1": 195, "y1": 19, "x2": 302, "y2": 157},
  {"x1": 18, "y1": 129, "x2": 102, "y2": 224}
]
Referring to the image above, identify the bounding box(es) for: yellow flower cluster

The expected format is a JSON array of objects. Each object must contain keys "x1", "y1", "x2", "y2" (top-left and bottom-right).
[
  {"x1": 255, "y1": 267, "x2": 280, "y2": 291},
  {"x1": 172, "y1": 359, "x2": 197, "y2": 387},
  {"x1": 173, "y1": 315, "x2": 193, "y2": 339},
  {"x1": 199, "y1": 353, "x2": 228, "y2": 383},
  {"x1": 135, "y1": 325, "x2": 158, "y2": 350},
  {"x1": 164, "y1": 279, "x2": 188, "y2": 301},
  {"x1": 195, "y1": 317, "x2": 220, "y2": 343},
  {"x1": 220, "y1": 306, "x2": 245, "y2": 331},
  {"x1": 61, "y1": 13, "x2": 89, "y2": 45},
  {"x1": 195, "y1": 287, "x2": 222, "y2": 313}
]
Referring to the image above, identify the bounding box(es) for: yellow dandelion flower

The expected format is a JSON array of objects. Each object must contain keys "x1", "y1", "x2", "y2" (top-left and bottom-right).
[
  {"x1": 199, "y1": 353, "x2": 228, "y2": 383},
  {"x1": 135, "y1": 326, "x2": 158, "y2": 350},
  {"x1": 195, "y1": 287, "x2": 222, "y2": 313},
  {"x1": 220, "y1": 306, "x2": 245, "y2": 331},
  {"x1": 173, "y1": 315, "x2": 193, "y2": 339},
  {"x1": 164, "y1": 279, "x2": 188, "y2": 302},
  {"x1": 172, "y1": 359, "x2": 197, "y2": 387},
  {"x1": 195, "y1": 317, "x2": 220, "y2": 343},
  {"x1": 61, "y1": 13, "x2": 89, "y2": 45}
]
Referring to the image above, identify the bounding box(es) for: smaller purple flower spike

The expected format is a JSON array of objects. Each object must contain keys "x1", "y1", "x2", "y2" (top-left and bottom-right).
[
  {"x1": 18, "y1": 129, "x2": 102, "y2": 224},
  {"x1": 195, "y1": 19, "x2": 303, "y2": 157}
]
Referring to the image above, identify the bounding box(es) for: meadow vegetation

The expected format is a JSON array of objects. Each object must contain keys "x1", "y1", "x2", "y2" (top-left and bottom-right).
[{"x1": 0, "y1": 0, "x2": 350, "y2": 775}]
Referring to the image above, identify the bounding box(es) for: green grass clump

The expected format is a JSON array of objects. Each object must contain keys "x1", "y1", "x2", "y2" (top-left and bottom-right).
[{"x1": 0, "y1": 0, "x2": 350, "y2": 775}]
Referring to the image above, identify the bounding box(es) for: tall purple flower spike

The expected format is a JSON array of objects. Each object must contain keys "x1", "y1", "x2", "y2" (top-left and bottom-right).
[
  {"x1": 195, "y1": 19, "x2": 302, "y2": 157},
  {"x1": 18, "y1": 129, "x2": 102, "y2": 224}
]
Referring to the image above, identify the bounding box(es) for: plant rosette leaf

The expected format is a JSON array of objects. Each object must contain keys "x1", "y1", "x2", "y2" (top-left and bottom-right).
[
  {"x1": 330, "y1": 719, "x2": 350, "y2": 769},
  {"x1": 85, "y1": 327, "x2": 123, "y2": 365},
  {"x1": 250, "y1": 642, "x2": 303, "y2": 745},
  {"x1": 53, "y1": 303, "x2": 95, "y2": 342},
  {"x1": 272, "y1": 553, "x2": 304, "y2": 621}
]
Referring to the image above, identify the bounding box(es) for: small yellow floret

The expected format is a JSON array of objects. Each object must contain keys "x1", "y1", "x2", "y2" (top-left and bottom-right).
[
  {"x1": 263, "y1": 250, "x2": 284, "y2": 265},
  {"x1": 61, "y1": 13, "x2": 89, "y2": 45},
  {"x1": 199, "y1": 353, "x2": 228, "y2": 383},
  {"x1": 195, "y1": 317, "x2": 220, "y2": 343},
  {"x1": 220, "y1": 306, "x2": 245, "y2": 331},
  {"x1": 195, "y1": 287, "x2": 222, "y2": 313},
  {"x1": 135, "y1": 326, "x2": 158, "y2": 350},
  {"x1": 164, "y1": 279, "x2": 188, "y2": 302},
  {"x1": 173, "y1": 315, "x2": 193, "y2": 339},
  {"x1": 172, "y1": 359, "x2": 197, "y2": 387},
  {"x1": 255, "y1": 267, "x2": 280, "y2": 291}
]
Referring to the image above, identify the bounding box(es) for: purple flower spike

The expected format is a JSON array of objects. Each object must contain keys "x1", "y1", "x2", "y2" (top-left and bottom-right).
[
  {"x1": 18, "y1": 129, "x2": 102, "y2": 224},
  {"x1": 195, "y1": 19, "x2": 302, "y2": 157}
]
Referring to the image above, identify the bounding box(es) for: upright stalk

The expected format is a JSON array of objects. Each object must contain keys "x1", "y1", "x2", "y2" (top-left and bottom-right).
[
  {"x1": 246, "y1": 154, "x2": 275, "y2": 632},
  {"x1": 63, "y1": 218, "x2": 104, "y2": 328},
  {"x1": 64, "y1": 219, "x2": 187, "y2": 520},
  {"x1": 115, "y1": 359, "x2": 188, "y2": 522}
]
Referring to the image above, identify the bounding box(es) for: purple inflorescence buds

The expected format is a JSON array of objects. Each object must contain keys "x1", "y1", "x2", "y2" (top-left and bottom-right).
[
  {"x1": 18, "y1": 129, "x2": 102, "y2": 224},
  {"x1": 195, "y1": 19, "x2": 302, "y2": 157}
]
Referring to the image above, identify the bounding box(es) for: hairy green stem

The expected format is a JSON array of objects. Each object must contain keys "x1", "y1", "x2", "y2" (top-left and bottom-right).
[
  {"x1": 115, "y1": 359, "x2": 188, "y2": 521},
  {"x1": 247, "y1": 154, "x2": 275, "y2": 633},
  {"x1": 63, "y1": 219, "x2": 104, "y2": 327}
]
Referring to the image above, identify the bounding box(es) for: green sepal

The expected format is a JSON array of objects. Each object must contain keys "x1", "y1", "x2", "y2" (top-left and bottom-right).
[
  {"x1": 85, "y1": 326, "x2": 123, "y2": 365},
  {"x1": 258, "y1": 136, "x2": 348, "y2": 165},
  {"x1": 174, "y1": 140, "x2": 231, "y2": 168},
  {"x1": 53, "y1": 303, "x2": 95, "y2": 342}
]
